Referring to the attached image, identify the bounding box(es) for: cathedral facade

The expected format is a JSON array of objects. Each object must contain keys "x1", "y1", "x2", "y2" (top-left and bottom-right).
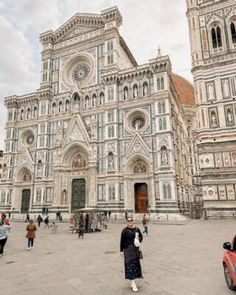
[
  {"x1": 0, "y1": 7, "x2": 195, "y2": 218},
  {"x1": 187, "y1": 0, "x2": 236, "y2": 217}
]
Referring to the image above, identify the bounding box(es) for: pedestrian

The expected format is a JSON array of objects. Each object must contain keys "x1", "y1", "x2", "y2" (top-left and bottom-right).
[
  {"x1": 26, "y1": 219, "x2": 37, "y2": 250},
  {"x1": 0, "y1": 219, "x2": 11, "y2": 257},
  {"x1": 1, "y1": 213, "x2": 10, "y2": 226},
  {"x1": 25, "y1": 212, "x2": 30, "y2": 223},
  {"x1": 102, "y1": 214, "x2": 108, "y2": 229},
  {"x1": 120, "y1": 217, "x2": 143, "y2": 292},
  {"x1": 125, "y1": 211, "x2": 128, "y2": 220},
  {"x1": 142, "y1": 214, "x2": 148, "y2": 235},
  {"x1": 45, "y1": 208, "x2": 49, "y2": 215},
  {"x1": 44, "y1": 216, "x2": 49, "y2": 229},
  {"x1": 108, "y1": 210, "x2": 112, "y2": 219},
  {"x1": 36, "y1": 215, "x2": 43, "y2": 227},
  {"x1": 78, "y1": 214, "x2": 85, "y2": 239}
]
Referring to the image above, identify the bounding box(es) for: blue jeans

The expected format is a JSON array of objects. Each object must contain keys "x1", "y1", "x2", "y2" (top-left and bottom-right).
[
  {"x1": 143, "y1": 226, "x2": 148, "y2": 235},
  {"x1": 28, "y1": 238, "x2": 34, "y2": 248}
]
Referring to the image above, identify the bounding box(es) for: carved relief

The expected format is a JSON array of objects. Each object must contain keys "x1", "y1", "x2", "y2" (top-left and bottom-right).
[
  {"x1": 223, "y1": 152, "x2": 231, "y2": 167},
  {"x1": 133, "y1": 160, "x2": 147, "y2": 173},
  {"x1": 227, "y1": 185, "x2": 235, "y2": 200},
  {"x1": 215, "y1": 153, "x2": 223, "y2": 167},
  {"x1": 219, "y1": 185, "x2": 227, "y2": 200},
  {"x1": 232, "y1": 152, "x2": 236, "y2": 166},
  {"x1": 206, "y1": 82, "x2": 216, "y2": 101},
  {"x1": 221, "y1": 78, "x2": 231, "y2": 98}
]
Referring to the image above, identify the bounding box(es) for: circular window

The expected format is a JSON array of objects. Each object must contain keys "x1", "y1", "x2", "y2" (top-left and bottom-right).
[
  {"x1": 61, "y1": 52, "x2": 95, "y2": 91},
  {"x1": 26, "y1": 134, "x2": 34, "y2": 145},
  {"x1": 71, "y1": 62, "x2": 91, "y2": 85},
  {"x1": 21, "y1": 129, "x2": 35, "y2": 147},
  {"x1": 131, "y1": 116, "x2": 145, "y2": 130},
  {"x1": 125, "y1": 109, "x2": 150, "y2": 133}
]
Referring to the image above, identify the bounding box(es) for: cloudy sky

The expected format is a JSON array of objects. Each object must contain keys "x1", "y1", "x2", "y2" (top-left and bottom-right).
[{"x1": 0, "y1": 0, "x2": 192, "y2": 149}]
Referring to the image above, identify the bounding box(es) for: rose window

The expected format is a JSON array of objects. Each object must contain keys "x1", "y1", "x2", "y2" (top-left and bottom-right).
[
  {"x1": 125, "y1": 109, "x2": 150, "y2": 133},
  {"x1": 26, "y1": 134, "x2": 34, "y2": 145},
  {"x1": 132, "y1": 116, "x2": 145, "y2": 130},
  {"x1": 71, "y1": 63, "x2": 91, "y2": 85}
]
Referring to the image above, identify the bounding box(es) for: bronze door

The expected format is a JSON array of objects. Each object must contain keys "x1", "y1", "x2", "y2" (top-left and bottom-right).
[
  {"x1": 135, "y1": 183, "x2": 148, "y2": 213},
  {"x1": 21, "y1": 189, "x2": 30, "y2": 214},
  {"x1": 71, "y1": 179, "x2": 86, "y2": 212}
]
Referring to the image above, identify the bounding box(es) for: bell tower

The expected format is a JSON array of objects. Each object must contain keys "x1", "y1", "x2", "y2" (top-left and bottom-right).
[{"x1": 186, "y1": 0, "x2": 236, "y2": 217}]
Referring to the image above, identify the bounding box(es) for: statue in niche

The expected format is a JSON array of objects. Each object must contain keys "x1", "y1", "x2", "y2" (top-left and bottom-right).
[
  {"x1": 133, "y1": 86, "x2": 138, "y2": 98},
  {"x1": 143, "y1": 84, "x2": 148, "y2": 96},
  {"x1": 37, "y1": 161, "x2": 43, "y2": 176},
  {"x1": 210, "y1": 111, "x2": 217, "y2": 127},
  {"x1": 134, "y1": 161, "x2": 146, "y2": 173},
  {"x1": 226, "y1": 109, "x2": 233, "y2": 124},
  {"x1": 62, "y1": 189, "x2": 67, "y2": 204},
  {"x1": 108, "y1": 152, "x2": 114, "y2": 169},
  {"x1": 161, "y1": 147, "x2": 168, "y2": 165},
  {"x1": 124, "y1": 88, "x2": 128, "y2": 100},
  {"x1": 208, "y1": 84, "x2": 215, "y2": 100},
  {"x1": 223, "y1": 80, "x2": 230, "y2": 98}
]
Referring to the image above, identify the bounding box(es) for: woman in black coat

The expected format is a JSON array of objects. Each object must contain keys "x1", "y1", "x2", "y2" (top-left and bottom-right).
[{"x1": 120, "y1": 217, "x2": 143, "y2": 292}]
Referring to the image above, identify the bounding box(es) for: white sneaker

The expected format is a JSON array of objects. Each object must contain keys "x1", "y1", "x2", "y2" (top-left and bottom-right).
[
  {"x1": 132, "y1": 282, "x2": 138, "y2": 292},
  {"x1": 131, "y1": 281, "x2": 138, "y2": 292},
  {"x1": 27, "y1": 247, "x2": 31, "y2": 251}
]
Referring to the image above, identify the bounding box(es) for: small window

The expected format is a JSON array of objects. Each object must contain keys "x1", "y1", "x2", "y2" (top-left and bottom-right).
[{"x1": 231, "y1": 22, "x2": 236, "y2": 44}]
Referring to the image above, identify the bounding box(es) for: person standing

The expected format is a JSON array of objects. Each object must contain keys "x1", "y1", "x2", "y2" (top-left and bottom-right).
[
  {"x1": 142, "y1": 214, "x2": 148, "y2": 235},
  {"x1": 78, "y1": 214, "x2": 85, "y2": 239},
  {"x1": 26, "y1": 219, "x2": 37, "y2": 250},
  {"x1": 0, "y1": 219, "x2": 10, "y2": 257},
  {"x1": 120, "y1": 217, "x2": 143, "y2": 292}
]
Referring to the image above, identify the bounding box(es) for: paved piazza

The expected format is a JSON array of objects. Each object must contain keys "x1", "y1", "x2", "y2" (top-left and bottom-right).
[{"x1": 0, "y1": 219, "x2": 235, "y2": 295}]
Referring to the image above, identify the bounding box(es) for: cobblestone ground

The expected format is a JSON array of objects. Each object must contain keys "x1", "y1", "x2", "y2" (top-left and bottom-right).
[{"x1": 0, "y1": 219, "x2": 235, "y2": 295}]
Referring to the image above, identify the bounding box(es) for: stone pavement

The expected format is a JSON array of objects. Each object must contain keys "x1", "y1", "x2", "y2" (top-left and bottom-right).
[{"x1": 0, "y1": 219, "x2": 235, "y2": 295}]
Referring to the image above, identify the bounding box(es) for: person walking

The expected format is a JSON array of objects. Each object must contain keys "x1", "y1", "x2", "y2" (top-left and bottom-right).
[
  {"x1": 25, "y1": 212, "x2": 30, "y2": 223},
  {"x1": 44, "y1": 216, "x2": 49, "y2": 229},
  {"x1": 142, "y1": 214, "x2": 148, "y2": 235},
  {"x1": 26, "y1": 219, "x2": 37, "y2": 250},
  {"x1": 1, "y1": 213, "x2": 10, "y2": 226},
  {"x1": 0, "y1": 219, "x2": 10, "y2": 256},
  {"x1": 36, "y1": 215, "x2": 43, "y2": 227},
  {"x1": 120, "y1": 217, "x2": 143, "y2": 292},
  {"x1": 78, "y1": 214, "x2": 85, "y2": 239}
]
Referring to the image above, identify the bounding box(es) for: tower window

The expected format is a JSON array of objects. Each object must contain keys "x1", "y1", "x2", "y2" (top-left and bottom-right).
[
  {"x1": 211, "y1": 26, "x2": 222, "y2": 49},
  {"x1": 231, "y1": 22, "x2": 236, "y2": 43}
]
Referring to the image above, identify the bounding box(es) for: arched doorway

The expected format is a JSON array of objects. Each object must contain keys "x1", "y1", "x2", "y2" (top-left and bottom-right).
[
  {"x1": 71, "y1": 178, "x2": 86, "y2": 212},
  {"x1": 21, "y1": 189, "x2": 30, "y2": 213},
  {"x1": 135, "y1": 183, "x2": 148, "y2": 213}
]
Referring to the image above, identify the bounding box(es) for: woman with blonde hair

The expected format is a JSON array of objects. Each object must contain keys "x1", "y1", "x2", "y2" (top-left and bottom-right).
[{"x1": 26, "y1": 219, "x2": 37, "y2": 250}]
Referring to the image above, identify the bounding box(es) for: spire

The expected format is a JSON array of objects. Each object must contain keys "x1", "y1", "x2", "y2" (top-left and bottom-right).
[{"x1": 157, "y1": 46, "x2": 162, "y2": 57}]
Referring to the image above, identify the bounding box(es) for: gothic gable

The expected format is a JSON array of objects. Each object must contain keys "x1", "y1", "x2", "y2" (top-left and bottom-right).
[
  {"x1": 63, "y1": 114, "x2": 90, "y2": 147},
  {"x1": 53, "y1": 14, "x2": 104, "y2": 43},
  {"x1": 17, "y1": 148, "x2": 33, "y2": 168},
  {"x1": 125, "y1": 133, "x2": 151, "y2": 160}
]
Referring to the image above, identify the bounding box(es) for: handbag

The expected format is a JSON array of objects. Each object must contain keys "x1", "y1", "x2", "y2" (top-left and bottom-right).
[{"x1": 138, "y1": 249, "x2": 143, "y2": 259}]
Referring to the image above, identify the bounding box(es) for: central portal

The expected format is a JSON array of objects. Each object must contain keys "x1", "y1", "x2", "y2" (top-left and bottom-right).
[
  {"x1": 21, "y1": 189, "x2": 31, "y2": 214},
  {"x1": 71, "y1": 178, "x2": 86, "y2": 212},
  {"x1": 134, "y1": 183, "x2": 148, "y2": 213}
]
